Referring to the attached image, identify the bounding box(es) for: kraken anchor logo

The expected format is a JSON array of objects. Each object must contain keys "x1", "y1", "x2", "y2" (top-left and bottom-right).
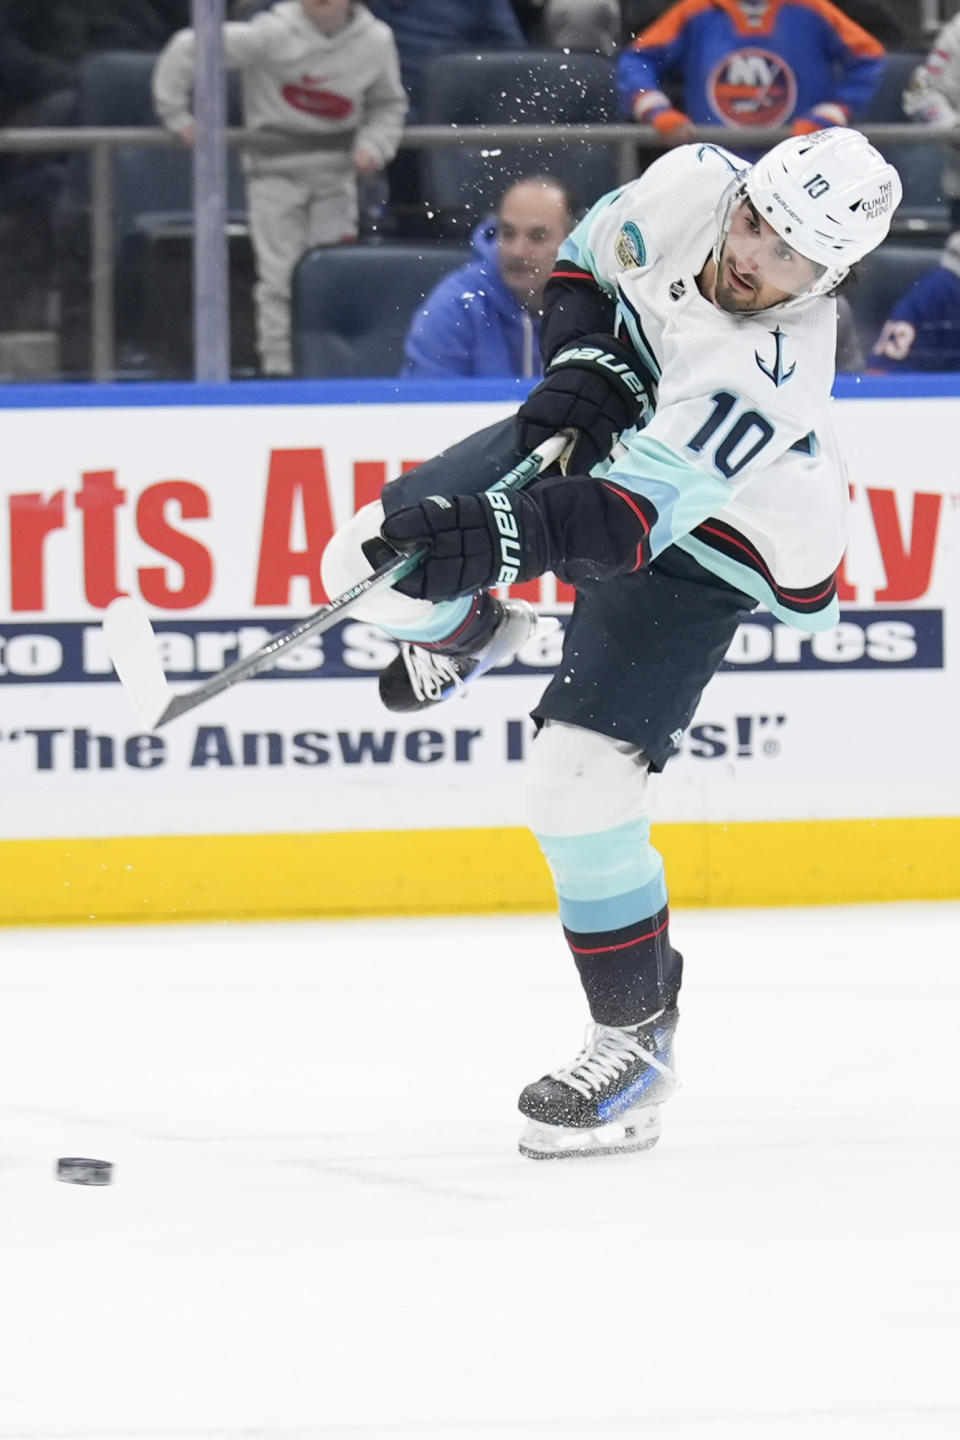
[{"x1": 755, "y1": 326, "x2": 796, "y2": 387}]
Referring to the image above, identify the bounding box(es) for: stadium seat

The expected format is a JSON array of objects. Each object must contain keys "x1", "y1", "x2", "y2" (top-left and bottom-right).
[
  {"x1": 57, "y1": 50, "x2": 246, "y2": 374},
  {"x1": 885, "y1": 139, "x2": 951, "y2": 237},
  {"x1": 859, "y1": 51, "x2": 951, "y2": 237},
  {"x1": 112, "y1": 146, "x2": 246, "y2": 245},
  {"x1": 860, "y1": 51, "x2": 924, "y2": 125},
  {"x1": 419, "y1": 50, "x2": 619, "y2": 231},
  {"x1": 292, "y1": 243, "x2": 468, "y2": 376},
  {"x1": 135, "y1": 220, "x2": 258, "y2": 377},
  {"x1": 70, "y1": 49, "x2": 246, "y2": 232},
  {"x1": 75, "y1": 49, "x2": 243, "y2": 127},
  {"x1": 64, "y1": 49, "x2": 244, "y2": 214},
  {"x1": 846, "y1": 243, "x2": 939, "y2": 352}
]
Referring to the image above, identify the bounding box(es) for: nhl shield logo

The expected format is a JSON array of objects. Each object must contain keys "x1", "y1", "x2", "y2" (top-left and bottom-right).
[{"x1": 708, "y1": 48, "x2": 797, "y2": 127}]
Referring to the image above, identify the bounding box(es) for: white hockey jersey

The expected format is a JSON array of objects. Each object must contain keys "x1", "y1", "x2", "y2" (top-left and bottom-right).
[{"x1": 558, "y1": 143, "x2": 846, "y2": 631}]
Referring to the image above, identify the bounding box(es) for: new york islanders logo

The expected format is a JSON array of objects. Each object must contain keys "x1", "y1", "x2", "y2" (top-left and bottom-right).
[{"x1": 708, "y1": 48, "x2": 797, "y2": 127}]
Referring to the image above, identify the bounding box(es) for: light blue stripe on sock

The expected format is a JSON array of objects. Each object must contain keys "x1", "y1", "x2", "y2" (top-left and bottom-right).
[
  {"x1": 535, "y1": 818, "x2": 668, "y2": 932},
  {"x1": 558, "y1": 878, "x2": 668, "y2": 934},
  {"x1": 385, "y1": 596, "x2": 474, "y2": 643}
]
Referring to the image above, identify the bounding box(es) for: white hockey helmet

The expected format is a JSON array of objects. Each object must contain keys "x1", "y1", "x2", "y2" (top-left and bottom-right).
[{"x1": 738, "y1": 127, "x2": 902, "y2": 297}]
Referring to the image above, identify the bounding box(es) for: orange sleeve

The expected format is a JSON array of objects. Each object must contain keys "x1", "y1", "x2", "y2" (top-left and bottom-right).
[
  {"x1": 628, "y1": 0, "x2": 717, "y2": 51},
  {"x1": 793, "y1": 0, "x2": 886, "y2": 60}
]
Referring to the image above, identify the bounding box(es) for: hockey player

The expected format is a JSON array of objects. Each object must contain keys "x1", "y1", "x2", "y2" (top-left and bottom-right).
[{"x1": 322, "y1": 128, "x2": 901, "y2": 1159}]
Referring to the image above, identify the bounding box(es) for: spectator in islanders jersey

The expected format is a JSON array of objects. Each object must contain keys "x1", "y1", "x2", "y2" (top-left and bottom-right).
[
  {"x1": 153, "y1": 0, "x2": 407, "y2": 376},
  {"x1": 616, "y1": 0, "x2": 886, "y2": 147}
]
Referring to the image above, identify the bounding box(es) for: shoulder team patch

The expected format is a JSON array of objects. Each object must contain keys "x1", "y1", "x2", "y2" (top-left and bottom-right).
[{"x1": 615, "y1": 221, "x2": 646, "y2": 270}]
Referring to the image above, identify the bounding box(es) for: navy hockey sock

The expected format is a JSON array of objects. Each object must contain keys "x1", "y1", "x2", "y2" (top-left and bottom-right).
[{"x1": 563, "y1": 904, "x2": 682, "y2": 1026}]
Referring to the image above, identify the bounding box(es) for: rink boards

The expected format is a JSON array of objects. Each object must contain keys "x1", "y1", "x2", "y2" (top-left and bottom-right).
[{"x1": 1, "y1": 375, "x2": 958, "y2": 923}]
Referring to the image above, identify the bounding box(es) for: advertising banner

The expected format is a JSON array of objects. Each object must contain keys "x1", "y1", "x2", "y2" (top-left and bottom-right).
[
  {"x1": 0, "y1": 378, "x2": 958, "y2": 920},
  {"x1": 1, "y1": 383, "x2": 958, "y2": 843}
]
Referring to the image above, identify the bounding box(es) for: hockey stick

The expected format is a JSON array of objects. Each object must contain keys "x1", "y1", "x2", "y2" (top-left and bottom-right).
[{"x1": 103, "y1": 431, "x2": 571, "y2": 731}]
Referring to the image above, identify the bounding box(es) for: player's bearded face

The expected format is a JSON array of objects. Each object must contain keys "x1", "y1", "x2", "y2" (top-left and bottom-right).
[{"x1": 714, "y1": 201, "x2": 824, "y2": 312}]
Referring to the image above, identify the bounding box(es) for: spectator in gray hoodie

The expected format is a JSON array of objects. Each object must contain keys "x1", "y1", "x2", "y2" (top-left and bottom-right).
[{"x1": 154, "y1": 0, "x2": 406, "y2": 375}]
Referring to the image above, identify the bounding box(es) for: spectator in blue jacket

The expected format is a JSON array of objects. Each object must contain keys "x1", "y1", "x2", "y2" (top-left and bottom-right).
[
  {"x1": 402, "y1": 175, "x2": 576, "y2": 378},
  {"x1": 868, "y1": 233, "x2": 960, "y2": 373}
]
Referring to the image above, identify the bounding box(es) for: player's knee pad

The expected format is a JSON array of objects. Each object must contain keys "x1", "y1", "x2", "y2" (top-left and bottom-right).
[
  {"x1": 525, "y1": 721, "x2": 665, "y2": 907},
  {"x1": 525, "y1": 720, "x2": 651, "y2": 836},
  {"x1": 320, "y1": 501, "x2": 439, "y2": 630}
]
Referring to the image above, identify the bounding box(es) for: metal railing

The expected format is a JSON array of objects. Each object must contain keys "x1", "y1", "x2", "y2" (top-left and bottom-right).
[{"x1": 0, "y1": 121, "x2": 946, "y2": 382}]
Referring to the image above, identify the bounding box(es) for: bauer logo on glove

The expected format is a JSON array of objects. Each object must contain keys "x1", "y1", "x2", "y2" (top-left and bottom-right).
[
  {"x1": 379, "y1": 488, "x2": 548, "y2": 600},
  {"x1": 517, "y1": 331, "x2": 653, "y2": 475},
  {"x1": 379, "y1": 474, "x2": 657, "y2": 602},
  {"x1": 487, "y1": 491, "x2": 522, "y2": 584},
  {"x1": 548, "y1": 344, "x2": 651, "y2": 401}
]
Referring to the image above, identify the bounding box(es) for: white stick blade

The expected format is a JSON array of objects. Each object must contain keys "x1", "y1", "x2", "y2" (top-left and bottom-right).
[{"x1": 102, "y1": 597, "x2": 173, "y2": 730}]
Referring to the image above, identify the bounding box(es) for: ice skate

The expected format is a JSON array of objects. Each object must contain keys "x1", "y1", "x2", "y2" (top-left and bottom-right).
[
  {"x1": 518, "y1": 1007, "x2": 678, "y2": 1160},
  {"x1": 379, "y1": 598, "x2": 542, "y2": 712}
]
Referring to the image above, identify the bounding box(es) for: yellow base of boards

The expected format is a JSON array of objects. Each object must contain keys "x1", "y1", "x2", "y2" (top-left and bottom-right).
[{"x1": 1, "y1": 817, "x2": 958, "y2": 925}]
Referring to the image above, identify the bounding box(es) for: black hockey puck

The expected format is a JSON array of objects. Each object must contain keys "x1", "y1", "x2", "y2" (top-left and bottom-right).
[{"x1": 56, "y1": 1157, "x2": 113, "y2": 1186}]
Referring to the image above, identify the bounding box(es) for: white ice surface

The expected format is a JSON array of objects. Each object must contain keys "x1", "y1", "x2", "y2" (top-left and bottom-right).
[{"x1": 1, "y1": 904, "x2": 958, "y2": 1440}]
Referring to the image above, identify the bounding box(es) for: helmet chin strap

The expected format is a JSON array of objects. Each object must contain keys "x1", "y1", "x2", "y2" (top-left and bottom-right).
[{"x1": 712, "y1": 177, "x2": 747, "y2": 271}]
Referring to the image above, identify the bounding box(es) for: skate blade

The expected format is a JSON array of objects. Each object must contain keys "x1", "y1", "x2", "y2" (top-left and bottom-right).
[{"x1": 518, "y1": 1104, "x2": 661, "y2": 1161}]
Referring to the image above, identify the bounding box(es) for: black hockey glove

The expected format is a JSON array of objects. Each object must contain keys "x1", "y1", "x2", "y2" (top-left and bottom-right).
[
  {"x1": 517, "y1": 333, "x2": 651, "y2": 475},
  {"x1": 378, "y1": 478, "x2": 658, "y2": 601}
]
